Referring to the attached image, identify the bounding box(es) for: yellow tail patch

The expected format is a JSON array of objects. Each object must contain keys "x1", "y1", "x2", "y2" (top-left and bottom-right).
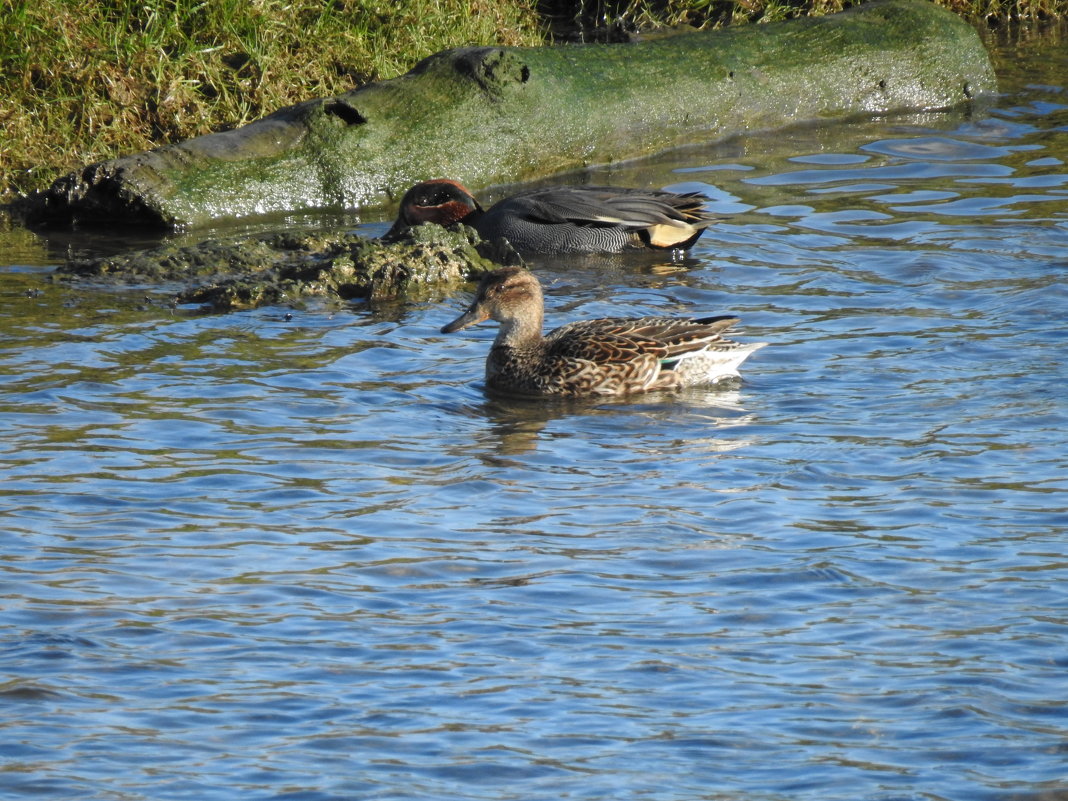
[{"x1": 647, "y1": 223, "x2": 696, "y2": 248}]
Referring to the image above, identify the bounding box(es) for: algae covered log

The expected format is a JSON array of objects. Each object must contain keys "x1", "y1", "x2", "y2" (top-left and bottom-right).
[
  {"x1": 57, "y1": 225, "x2": 521, "y2": 311},
  {"x1": 23, "y1": 0, "x2": 996, "y2": 230}
]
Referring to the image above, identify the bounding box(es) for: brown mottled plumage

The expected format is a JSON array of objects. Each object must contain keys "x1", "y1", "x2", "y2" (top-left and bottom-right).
[
  {"x1": 440, "y1": 268, "x2": 766, "y2": 397},
  {"x1": 386, "y1": 179, "x2": 718, "y2": 255}
]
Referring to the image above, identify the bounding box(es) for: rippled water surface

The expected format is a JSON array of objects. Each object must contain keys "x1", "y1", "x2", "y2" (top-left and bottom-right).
[{"x1": 2, "y1": 28, "x2": 1067, "y2": 801}]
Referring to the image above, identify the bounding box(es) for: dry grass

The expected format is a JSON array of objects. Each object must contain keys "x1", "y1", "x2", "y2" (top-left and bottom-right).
[{"x1": 540, "y1": 0, "x2": 1062, "y2": 35}]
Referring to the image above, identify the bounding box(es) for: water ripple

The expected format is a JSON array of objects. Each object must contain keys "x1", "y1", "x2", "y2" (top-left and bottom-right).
[{"x1": 2, "y1": 38, "x2": 1068, "y2": 801}]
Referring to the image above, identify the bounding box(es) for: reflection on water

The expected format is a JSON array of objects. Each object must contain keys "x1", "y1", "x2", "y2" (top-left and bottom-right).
[{"x1": 2, "y1": 26, "x2": 1068, "y2": 801}]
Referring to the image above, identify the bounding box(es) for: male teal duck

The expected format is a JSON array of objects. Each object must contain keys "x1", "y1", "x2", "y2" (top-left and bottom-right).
[
  {"x1": 440, "y1": 267, "x2": 766, "y2": 397},
  {"x1": 387, "y1": 179, "x2": 717, "y2": 255}
]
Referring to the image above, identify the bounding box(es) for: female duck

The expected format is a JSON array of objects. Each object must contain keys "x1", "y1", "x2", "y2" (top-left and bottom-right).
[
  {"x1": 387, "y1": 179, "x2": 717, "y2": 255},
  {"x1": 441, "y1": 267, "x2": 765, "y2": 397}
]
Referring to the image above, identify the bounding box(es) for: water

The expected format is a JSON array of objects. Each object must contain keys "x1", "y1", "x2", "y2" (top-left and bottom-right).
[{"x1": 2, "y1": 26, "x2": 1067, "y2": 801}]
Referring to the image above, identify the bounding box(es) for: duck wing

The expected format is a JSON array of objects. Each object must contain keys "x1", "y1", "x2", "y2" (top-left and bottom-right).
[
  {"x1": 554, "y1": 315, "x2": 761, "y2": 390},
  {"x1": 555, "y1": 315, "x2": 739, "y2": 360},
  {"x1": 539, "y1": 326, "x2": 669, "y2": 394},
  {"x1": 497, "y1": 186, "x2": 715, "y2": 229}
]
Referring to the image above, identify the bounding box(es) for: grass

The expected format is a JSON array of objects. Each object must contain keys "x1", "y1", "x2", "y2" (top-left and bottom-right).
[
  {"x1": 0, "y1": 0, "x2": 543, "y2": 201},
  {"x1": 1, "y1": 0, "x2": 1064, "y2": 203},
  {"x1": 542, "y1": 0, "x2": 1063, "y2": 35}
]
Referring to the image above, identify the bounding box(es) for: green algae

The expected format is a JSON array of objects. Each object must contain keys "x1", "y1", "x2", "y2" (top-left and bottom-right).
[{"x1": 57, "y1": 225, "x2": 521, "y2": 312}]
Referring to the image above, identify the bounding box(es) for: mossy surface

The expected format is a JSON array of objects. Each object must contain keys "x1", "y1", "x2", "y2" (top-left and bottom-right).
[{"x1": 57, "y1": 225, "x2": 520, "y2": 312}]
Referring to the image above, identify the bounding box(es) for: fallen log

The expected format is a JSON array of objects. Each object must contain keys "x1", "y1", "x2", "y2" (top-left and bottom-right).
[{"x1": 22, "y1": 0, "x2": 996, "y2": 230}]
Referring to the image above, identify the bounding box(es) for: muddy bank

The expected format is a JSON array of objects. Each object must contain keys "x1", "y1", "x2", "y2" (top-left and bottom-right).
[{"x1": 55, "y1": 225, "x2": 520, "y2": 312}]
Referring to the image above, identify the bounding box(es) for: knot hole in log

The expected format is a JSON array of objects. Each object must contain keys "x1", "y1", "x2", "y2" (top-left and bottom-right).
[{"x1": 323, "y1": 100, "x2": 367, "y2": 126}]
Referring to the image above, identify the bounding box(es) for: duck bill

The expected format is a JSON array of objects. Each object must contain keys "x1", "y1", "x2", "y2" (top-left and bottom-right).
[{"x1": 441, "y1": 304, "x2": 489, "y2": 334}]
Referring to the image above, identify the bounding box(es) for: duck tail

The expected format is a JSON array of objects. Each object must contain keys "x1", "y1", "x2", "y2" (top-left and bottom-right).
[{"x1": 667, "y1": 342, "x2": 767, "y2": 386}]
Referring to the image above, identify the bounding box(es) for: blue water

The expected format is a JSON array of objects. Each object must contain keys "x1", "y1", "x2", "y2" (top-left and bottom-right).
[{"x1": 2, "y1": 27, "x2": 1067, "y2": 801}]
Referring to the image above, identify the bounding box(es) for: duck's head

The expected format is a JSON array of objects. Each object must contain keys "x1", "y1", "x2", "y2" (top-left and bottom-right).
[
  {"x1": 441, "y1": 267, "x2": 543, "y2": 334},
  {"x1": 385, "y1": 179, "x2": 481, "y2": 238}
]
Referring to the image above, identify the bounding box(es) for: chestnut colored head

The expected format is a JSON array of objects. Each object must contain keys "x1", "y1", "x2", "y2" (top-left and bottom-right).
[{"x1": 386, "y1": 179, "x2": 482, "y2": 238}]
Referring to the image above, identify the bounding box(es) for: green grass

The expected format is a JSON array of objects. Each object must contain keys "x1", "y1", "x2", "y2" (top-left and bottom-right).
[
  {"x1": 0, "y1": 0, "x2": 543, "y2": 201},
  {"x1": 1, "y1": 0, "x2": 1064, "y2": 203}
]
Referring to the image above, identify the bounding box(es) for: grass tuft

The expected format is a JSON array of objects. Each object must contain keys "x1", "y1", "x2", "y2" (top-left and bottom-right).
[{"x1": 539, "y1": 0, "x2": 1063, "y2": 39}]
